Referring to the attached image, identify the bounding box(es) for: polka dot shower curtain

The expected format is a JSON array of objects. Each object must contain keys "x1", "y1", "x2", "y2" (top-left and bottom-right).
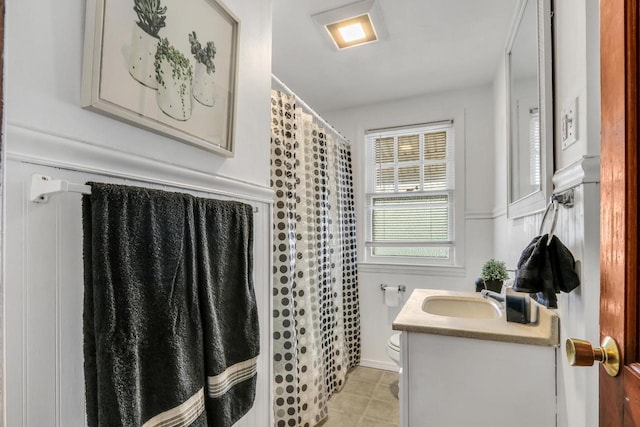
[{"x1": 270, "y1": 90, "x2": 361, "y2": 427}]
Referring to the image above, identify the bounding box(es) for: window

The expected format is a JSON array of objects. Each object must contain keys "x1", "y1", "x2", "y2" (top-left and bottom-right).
[
  {"x1": 529, "y1": 108, "x2": 540, "y2": 186},
  {"x1": 365, "y1": 121, "x2": 455, "y2": 264}
]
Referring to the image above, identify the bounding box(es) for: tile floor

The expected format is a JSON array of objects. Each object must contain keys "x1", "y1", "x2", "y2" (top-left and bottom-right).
[{"x1": 320, "y1": 366, "x2": 400, "y2": 427}]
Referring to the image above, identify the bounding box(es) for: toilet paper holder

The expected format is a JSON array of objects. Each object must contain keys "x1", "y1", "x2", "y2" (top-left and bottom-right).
[{"x1": 380, "y1": 284, "x2": 407, "y2": 292}]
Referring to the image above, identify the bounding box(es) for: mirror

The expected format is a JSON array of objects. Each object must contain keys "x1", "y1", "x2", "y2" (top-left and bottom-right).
[{"x1": 507, "y1": 0, "x2": 553, "y2": 218}]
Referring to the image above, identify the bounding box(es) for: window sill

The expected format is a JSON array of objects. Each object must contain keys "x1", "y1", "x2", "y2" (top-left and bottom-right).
[{"x1": 358, "y1": 262, "x2": 466, "y2": 277}]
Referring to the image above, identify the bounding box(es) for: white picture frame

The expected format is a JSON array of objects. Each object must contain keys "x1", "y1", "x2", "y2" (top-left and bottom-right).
[{"x1": 81, "y1": 0, "x2": 240, "y2": 157}]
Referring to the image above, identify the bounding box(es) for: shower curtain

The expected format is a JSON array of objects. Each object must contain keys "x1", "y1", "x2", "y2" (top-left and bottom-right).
[{"x1": 270, "y1": 89, "x2": 361, "y2": 427}]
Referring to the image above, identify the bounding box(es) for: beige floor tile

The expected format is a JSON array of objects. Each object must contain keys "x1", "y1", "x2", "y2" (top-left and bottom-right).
[
  {"x1": 342, "y1": 378, "x2": 377, "y2": 397},
  {"x1": 348, "y1": 366, "x2": 384, "y2": 384},
  {"x1": 379, "y1": 371, "x2": 400, "y2": 385},
  {"x1": 322, "y1": 367, "x2": 399, "y2": 427},
  {"x1": 371, "y1": 382, "x2": 398, "y2": 402},
  {"x1": 322, "y1": 410, "x2": 362, "y2": 427},
  {"x1": 329, "y1": 391, "x2": 370, "y2": 415},
  {"x1": 390, "y1": 381, "x2": 399, "y2": 399},
  {"x1": 357, "y1": 417, "x2": 398, "y2": 427},
  {"x1": 363, "y1": 398, "x2": 400, "y2": 424}
]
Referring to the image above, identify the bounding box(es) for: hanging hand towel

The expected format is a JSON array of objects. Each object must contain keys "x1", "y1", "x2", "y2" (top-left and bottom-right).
[
  {"x1": 547, "y1": 235, "x2": 580, "y2": 294},
  {"x1": 512, "y1": 235, "x2": 547, "y2": 294},
  {"x1": 512, "y1": 234, "x2": 580, "y2": 308},
  {"x1": 83, "y1": 183, "x2": 259, "y2": 427}
]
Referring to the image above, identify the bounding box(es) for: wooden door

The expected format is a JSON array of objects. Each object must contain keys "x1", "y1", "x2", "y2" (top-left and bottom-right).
[{"x1": 600, "y1": 0, "x2": 640, "y2": 424}]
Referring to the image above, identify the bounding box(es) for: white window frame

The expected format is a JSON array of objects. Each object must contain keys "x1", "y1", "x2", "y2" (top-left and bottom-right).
[{"x1": 363, "y1": 120, "x2": 463, "y2": 267}]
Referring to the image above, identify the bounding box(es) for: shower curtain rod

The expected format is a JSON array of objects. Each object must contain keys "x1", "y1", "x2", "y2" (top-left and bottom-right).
[
  {"x1": 271, "y1": 74, "x2": 350, "y2": 144},
  {"x1": 29, "y1": 174, "x2": 259, "y2": 212}
]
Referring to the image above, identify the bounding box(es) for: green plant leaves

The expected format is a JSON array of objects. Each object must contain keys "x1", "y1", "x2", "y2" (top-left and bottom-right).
[
  {"x1": 189, "y1": 31, "x2": 217, "y2": 74},
  {"x1": 481, "y1": 258, "x2": 508, "y2": 282},
  {"x1": 154, "y1": 38, "x2": 193, "y2": 87},
  {"x1": 134, "y1": 0, "x2": 167, "y2": 38}
]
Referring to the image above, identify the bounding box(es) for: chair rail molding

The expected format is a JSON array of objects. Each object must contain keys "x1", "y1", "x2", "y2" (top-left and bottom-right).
[
  {"x1": 6, "y1": 122, "x2": 274, "y2": 204},
  {"x1": 552, "y1": 155, "x2": 601, "y2": 192},
  {"x1": 464, "y1": 210, "x2": 496, "y2": 220}
]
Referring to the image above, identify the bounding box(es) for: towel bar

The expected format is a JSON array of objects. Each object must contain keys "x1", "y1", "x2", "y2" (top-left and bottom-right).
[
  {"x1": 30, "y1": 174, "x2": 90, "y2": 203},
  {"x1": 29, "y1": 174, "x2": 260, "y2": 212}
]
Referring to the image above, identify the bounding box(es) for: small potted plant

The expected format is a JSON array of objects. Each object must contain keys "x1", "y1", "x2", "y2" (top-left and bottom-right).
[
  {"x1": 155, "y1": 38, "x2": 193, "y2": 121},
  {"x1": 129, "y1": 0, "x2": 167, "y2": 88},
  {"x1": 189, "y1": 31, "x2": 217, "y2": 107},
  {"x1": 479, "y1": 259, "x2": 509, "y2": 293}
]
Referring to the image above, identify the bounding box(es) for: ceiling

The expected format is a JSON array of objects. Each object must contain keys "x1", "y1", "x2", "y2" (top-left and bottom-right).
[{"x1": 272, "y1": 0, "x2": 519, "y2": 113}]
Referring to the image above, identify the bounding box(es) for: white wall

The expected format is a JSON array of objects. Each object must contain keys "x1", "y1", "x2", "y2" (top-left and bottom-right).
[
  {"x1": 554, "y1": 0, "x2": 602, "y2": 170},
  {"x1": 6, "y1": 0, "x2": 271, "y2": 188},
  {"x1": 492, "y1": 0, "x2": 601, "y2": 426},
  {"x1": 323, "y1": 85, "x2": 496, "y2": 369},
  {"x1": 4, "y1": 0, "x2": 273, "y2": 425}
]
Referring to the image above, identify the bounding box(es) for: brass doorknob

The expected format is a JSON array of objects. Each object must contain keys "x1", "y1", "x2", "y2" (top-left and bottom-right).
[{"x1": 566, "y1": 336, "x2": 620, "y2": 377}]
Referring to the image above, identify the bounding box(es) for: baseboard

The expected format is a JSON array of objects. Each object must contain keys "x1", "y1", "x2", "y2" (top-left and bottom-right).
[{"x1": 359, "y1": 358, "x2": 400, "y2": 372}]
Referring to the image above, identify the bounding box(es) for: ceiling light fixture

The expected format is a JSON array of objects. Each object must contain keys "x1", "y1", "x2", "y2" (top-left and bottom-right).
[
  {"x1": 338, "y1": 22, "x2": 366, "y2": 43},
  {"x1": 312, "y1": 0, "x2": 388, "y2": 50}
]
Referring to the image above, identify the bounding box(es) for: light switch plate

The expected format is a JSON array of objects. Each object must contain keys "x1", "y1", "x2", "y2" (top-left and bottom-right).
[{"x1": 561, "y1": 97, "x2": 578, "y2": 150}]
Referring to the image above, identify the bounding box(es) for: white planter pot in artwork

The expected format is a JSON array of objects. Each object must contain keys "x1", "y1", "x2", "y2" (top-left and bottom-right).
[
  {"x1": 192, "y1": 63, "x2": 215, "y2": 107},
  {"x1": 128, "y1": 24, "x2": 159, "y2": 89},
  {"x1": 156, "y1": 58, "x2": 192, "y2": 121}
]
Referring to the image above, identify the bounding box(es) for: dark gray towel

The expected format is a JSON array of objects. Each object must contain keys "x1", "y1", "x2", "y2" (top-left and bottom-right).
[
  {"x1": 512, "y1": 234, "x2": 580, "y2": 308},
  {"x1": 512, "y1": 235, "x2": 547, "y2": 294},
  {"x1": 192, "y1": 197, "x2": 259, "y2": 427},
  {"x1": 83, "y1": 183, "x2": 259, "y2": 427},
  {"x1": 547, "y1": 235, "x2": 581, "y2": 294}
]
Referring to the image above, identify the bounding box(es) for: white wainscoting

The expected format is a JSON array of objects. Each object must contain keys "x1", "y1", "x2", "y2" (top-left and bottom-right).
[
  {"x1": 552, "y1": 158, "x2": 600, "y2": 427},
  {"x1": 357, "y1": 215, "x2": 494, "y2": 371},
  {"x1": 5, "y1": 159, "x2": 273, "y2": 426},
  {"x1": 494, "y1": 156, "x2": 600, "y2": 427}
]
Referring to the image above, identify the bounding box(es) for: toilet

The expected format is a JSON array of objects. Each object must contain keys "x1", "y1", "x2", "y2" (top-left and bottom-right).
[{"x1": 386, "y1": 332, "x2": 401, "y2": 366}]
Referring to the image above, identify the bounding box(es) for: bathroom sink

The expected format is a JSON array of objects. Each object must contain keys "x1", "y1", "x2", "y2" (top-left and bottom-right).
[
  {"x1": 421, "y1": 295, "x2": 502, "y2": 319},
  {"x1": 394, "y1": 289, "x2": 559, "y2": 347}
]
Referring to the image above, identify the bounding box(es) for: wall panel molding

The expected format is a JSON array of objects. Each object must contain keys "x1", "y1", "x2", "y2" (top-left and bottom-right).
[
  {"x1": 492, "y1": 206, "x2": 507, "y2": 218},
  {"x1": 464, "y1": 210, "x2": 495, "y2": 220},
  {"x1": 6, "y1": 123, "x2": 274, "y2": 205},
  {"x1": 552, "y1": 155, "x2": 601, "y2": 192},
  {"x1": 5, "y1": 161, "x2": 273, "y2": 426}
]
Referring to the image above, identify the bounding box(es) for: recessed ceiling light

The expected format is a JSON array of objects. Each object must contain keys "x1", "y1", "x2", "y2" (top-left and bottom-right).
[
  {"x1": 312, "y1": 0, "x2": 388, "y2": 50},
  {"x1": 339, "y1": 23, "x2": 366, "y2": 43},
  {"x1": 327, "y1": 14, "x2": 377, "y2": 48}
]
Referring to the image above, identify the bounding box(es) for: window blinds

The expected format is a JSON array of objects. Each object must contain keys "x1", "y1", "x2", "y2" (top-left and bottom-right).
[
  {"x1": 365, "y1": 121, "x2": 454, "y2": 259},
  {"x1": 529, "y1": 109, "x2": 540, "y2": 186}
]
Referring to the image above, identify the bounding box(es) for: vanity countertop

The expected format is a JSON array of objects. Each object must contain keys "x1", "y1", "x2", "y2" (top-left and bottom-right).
[{"x1": 392, "y1": 289, "x2": 559, "y2": 347}]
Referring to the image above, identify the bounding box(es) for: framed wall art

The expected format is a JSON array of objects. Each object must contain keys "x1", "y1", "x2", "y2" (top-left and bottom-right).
[{"x1": 81, "y1": 0, "x2": 239, "y2": 157}]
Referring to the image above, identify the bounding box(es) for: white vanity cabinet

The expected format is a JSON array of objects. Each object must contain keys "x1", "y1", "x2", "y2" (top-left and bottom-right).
[
  {"x1": 400, "y1": 331, "x2": 556, "y2": 427},
  {"x1": 393, "y1": 289, "x2": 559, "y2": 427}
]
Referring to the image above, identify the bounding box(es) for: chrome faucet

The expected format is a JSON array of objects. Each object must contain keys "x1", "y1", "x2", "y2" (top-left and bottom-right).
[{"x1": 480, "y1": 289, "x2": 505, "y2": 304}]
